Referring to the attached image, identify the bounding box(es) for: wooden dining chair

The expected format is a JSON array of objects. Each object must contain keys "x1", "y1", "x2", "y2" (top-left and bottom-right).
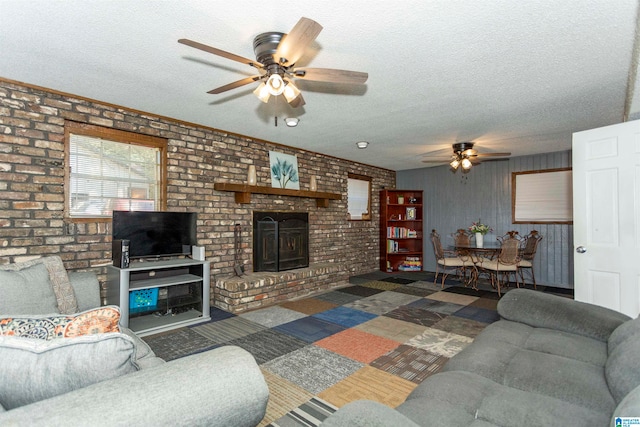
[
  {"x1": 430, "y1": 230, "x2": 475, "y2": 288},
  {"x1": 518, "y1": 230, "x2": 543, "y2": 288},
  {"x1": 478, "y1": 232, "x2": 521, "y2": 296}
]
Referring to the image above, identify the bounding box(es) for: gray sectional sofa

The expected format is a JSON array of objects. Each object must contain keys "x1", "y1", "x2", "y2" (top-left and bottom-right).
[
  {"x1": 322, "y1": 288, "x2": 640, "y2": 427},
  {"x1": 0, "y1": 256, "x2": 269, "y2": 426}
]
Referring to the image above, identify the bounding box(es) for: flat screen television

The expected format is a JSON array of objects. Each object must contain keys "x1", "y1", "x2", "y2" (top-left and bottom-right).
[{"x1": 112, "y1": 211, "x2": 197, "y2": 259}]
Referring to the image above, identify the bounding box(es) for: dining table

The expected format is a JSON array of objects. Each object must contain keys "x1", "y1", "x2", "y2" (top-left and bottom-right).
[{"x1": 449, "y1": 242, "x2": 502, "y2": 289}]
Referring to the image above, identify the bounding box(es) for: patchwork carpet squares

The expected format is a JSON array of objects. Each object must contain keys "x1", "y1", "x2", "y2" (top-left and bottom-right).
[{"x1": 142, "y1": 271, "x2": 573, "y2": 426}]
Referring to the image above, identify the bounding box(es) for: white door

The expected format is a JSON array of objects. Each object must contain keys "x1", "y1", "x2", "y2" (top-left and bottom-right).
[{"x1": 573, "y1": 119, "x2": 640, "y2": 317}]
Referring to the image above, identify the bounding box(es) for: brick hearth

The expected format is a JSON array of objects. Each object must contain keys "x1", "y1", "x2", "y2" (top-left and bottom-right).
[{"x1": 214, "y1": 263, "x2": 348, "y2": 313}]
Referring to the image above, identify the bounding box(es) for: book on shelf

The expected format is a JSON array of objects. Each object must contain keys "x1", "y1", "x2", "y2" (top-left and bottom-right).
[{"x1": 387, "y1": 227, "x2": 419, "y2": 239}]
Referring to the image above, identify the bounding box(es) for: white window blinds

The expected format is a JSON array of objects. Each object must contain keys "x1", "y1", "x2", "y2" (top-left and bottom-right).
[{"x1": 68, "y1": 134, "x2": 161, "y2": 218}]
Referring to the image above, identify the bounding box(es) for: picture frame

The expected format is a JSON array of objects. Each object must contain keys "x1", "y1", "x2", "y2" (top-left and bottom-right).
[
  {"x1": 269, "y1": 151, "x2": 300, "y2": 190},
  {"x1": 406, "y1": 207, "x2": 416, "y2": 220}
]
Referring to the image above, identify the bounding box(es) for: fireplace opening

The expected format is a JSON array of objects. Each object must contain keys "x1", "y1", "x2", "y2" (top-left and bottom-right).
[{"x1": 253, "y1": 212, "x2": 309, "y2": 272}]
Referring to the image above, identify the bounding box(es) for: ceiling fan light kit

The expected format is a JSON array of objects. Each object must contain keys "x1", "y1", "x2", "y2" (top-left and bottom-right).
[
  {"x1": 424, "y1": 141, "x2": 511, "y2": 172},
  {"x1": 285, "y1": 118, "x2": 299, "y2": 127},
  {"x1": 178, "y1": 17, "x2": 367, "y2": 108}
]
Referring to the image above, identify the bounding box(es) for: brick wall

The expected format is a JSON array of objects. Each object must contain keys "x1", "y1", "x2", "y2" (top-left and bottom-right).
[{"x1": 0, "y1": 78, "x2": 395, "y2": 308}]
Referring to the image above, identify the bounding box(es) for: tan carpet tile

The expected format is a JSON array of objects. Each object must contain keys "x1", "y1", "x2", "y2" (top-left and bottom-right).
[
  {"x1": 359, "y1": 280, "x2": 402, "y2": 291},
  {"x1": 354, "y1": 316, "x2": 428, "y2": 342},
  {"x1": 426, "y1": 290, "x2": 479, "y2": 305},
  {"x1": 258, "y1": 368, "x2": 314, "y2": 427},
  {"x1": 318, "y1": 365, "x2": 417, "y2": 408},
  {"x1": 280, "y1": 298, "x2": 338, "y2": 315},
  {"x1": 405, "y1": 327, "x2": 474, "y2": 358}
]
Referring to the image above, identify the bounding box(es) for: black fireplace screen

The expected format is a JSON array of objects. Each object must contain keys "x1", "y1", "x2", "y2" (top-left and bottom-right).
[{"x1": 253, "y1": 212, "x2": 309, "y2": 272}]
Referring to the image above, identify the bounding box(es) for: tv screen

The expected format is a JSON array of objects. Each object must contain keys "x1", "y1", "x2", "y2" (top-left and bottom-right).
[{"x1": 112, "y1": 211, "x2": 197, "y2": 259}]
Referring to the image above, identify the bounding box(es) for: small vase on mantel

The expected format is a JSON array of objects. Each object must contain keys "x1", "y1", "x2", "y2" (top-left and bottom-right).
[
  {"x1": 475, "y1": 232, "x2": 484, "y2": 248},
  {"x1": 247, "y1": 165, "x2": 257, "y2": 186}
]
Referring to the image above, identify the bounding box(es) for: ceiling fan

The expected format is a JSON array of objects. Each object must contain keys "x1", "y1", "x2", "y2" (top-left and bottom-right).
[
  {"x1": 178, "y1": 17, "x2": 368, "y2": 108},
  {"x1": 422, "y1": 142, "x2": 511, "y2": 171}
]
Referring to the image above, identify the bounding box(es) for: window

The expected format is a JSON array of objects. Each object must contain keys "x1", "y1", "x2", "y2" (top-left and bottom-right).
[
  {"x1": 347, "y1": 173, "x2": 372, "y2": 220},
  {"x1": 64, "y1": 122, "x2": 167, "y2": 220},
  {"x1": 512, "y1": 168, "x2": 573, "y2": 224}
]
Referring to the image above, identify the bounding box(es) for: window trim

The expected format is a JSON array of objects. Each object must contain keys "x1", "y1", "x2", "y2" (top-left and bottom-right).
[
  {"x1": 64, "y1": 122, "x2": 168, "y2": 222},
  {"x1": 347, "y1": 173, "x2": 372, "y2": 221}
]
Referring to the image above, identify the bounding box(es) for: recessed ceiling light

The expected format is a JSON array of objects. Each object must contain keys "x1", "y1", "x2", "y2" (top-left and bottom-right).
[
  {"x1": 356, "y1": 141, "x2": 369, "y2": 149},
  {"x1": 285, "y1": 117, "x2": 299, "y2": 127}
]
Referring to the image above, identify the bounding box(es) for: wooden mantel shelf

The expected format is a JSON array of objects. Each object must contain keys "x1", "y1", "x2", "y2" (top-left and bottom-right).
[{"x1": 214, "y1": 183, "x2": 341, "y2": 208}]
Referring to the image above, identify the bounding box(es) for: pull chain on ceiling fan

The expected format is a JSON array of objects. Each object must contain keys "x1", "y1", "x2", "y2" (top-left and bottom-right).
[{"x1": 178, "y1": 17, "x2": 368, "y2": 107}]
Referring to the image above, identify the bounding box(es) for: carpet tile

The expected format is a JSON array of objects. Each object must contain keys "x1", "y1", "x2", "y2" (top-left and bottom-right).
[
  {"x1": 260, "y1": 369, "x2": 315, "y2": 426},
  {"x1": 406, "y1": 297, "x2": 464, "y2": 315},
  {"x1": 140, "y1": 271, "x2": 573, "y2": 427},
  {"x1": 312, "y1": 290, "x2": 363, "y2": 305},
  {"x1": 263, "y1": 345, "x2": 363, "y2": 394},
  {"x1": 453, "y1": 304, "x2": 501, "y2": 324},
  {"x1": 226, "y1": 329, "x2": 308, "y2": 364},
  {"x1": 315, "y1": 328, "x2": 401, "y2": 364},
  {"x1": 190, "y1": 316, "x2": 266, "y2": 344},
  {"x1": 279, "y1": 298, "x2": 338, "y2": 315},
  {"x1": 142, "y1": 328, "x2": 217, "y2": 361},
  {"x1": 239, "y1": 305, "x2": 308, "y2": 328},
  {"x1": 370, "y1": 344, "x2": 449, "y2": 384},
  {"x1": 405, "y1": 327, "x2": 474, "y2": 358},
  {"x1": 274, "y1": 316, "x2": 346, "y2": 343},
  {"x1": 336, "y1": 285, "x2": 384, "y2": 297},
  {"x1": 359, "y1": 280, "x2": 402, "y2": 291},
  {"x1": 312, "y1": 306, "x2": 377, "y2": 328},
  {"x1": 317, "y1": 365, "x2": 417, "y2": 408},
  {"x1": 267, "y1": 397, "x2": 337, "y2": 427},
  {"x1": 384, "y1": 305, "x2": 446, "y2": 327},
  {"x1": 354, "y1": 316, "x2": 428, "y2": 343},
  {"x1": 426, "y1": 290, "x2": 480, "y2": 305},
  {"x1": 431, "y1": 315, "x2": 489, "y2": 338}
]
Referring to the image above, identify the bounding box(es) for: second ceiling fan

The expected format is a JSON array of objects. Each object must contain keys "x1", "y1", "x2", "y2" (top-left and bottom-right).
[
  {"x1": 422, "y1": 142, "x2": 511, "y2": 171},
  {"x1": 178, "y1": 17, "x2": 368, "y2": 108}
]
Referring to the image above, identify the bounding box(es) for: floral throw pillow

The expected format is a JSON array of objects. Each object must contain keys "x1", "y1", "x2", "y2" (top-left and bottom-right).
[{"x1": 0, "y1": 306, "x2": 121, "y2": 340}]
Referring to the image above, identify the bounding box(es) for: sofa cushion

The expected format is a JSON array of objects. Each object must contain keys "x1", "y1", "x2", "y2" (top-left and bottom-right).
[
  {"x1": 605, "y1": 334, "x2": 640, "y2": 404},
  {"x1": 0, "y1": 263, "x2": 59, "y2": 315},
  {"x1": 444, "y1": 320, "x2": 615, "y2": 413},
  {"x1": 0, "y1": 256, "x2": 78, "y2": 314},
  {"x1": 0, "y1": 333, "x2": 138, "y2": 409},
  {"x1": 608, "y1": 316, "x2": 640, "y2": 354},
  {"x1": 0, "y1": 306, "x2": 121, "y2": 340},
  {"x1": 399, "y1": 371, "x2": 610, "y2": 427}
]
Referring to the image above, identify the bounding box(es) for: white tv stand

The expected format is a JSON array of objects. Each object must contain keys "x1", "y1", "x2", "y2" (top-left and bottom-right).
[{"x1": 106, "y1": 258, "x2": 211, "y2": 337}]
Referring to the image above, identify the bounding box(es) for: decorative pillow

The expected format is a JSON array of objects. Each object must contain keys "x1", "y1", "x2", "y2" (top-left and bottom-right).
[
  {"x1": 0, "y1": 333, "x2": 138, "y2": 409},
  {"x1": 0, "y1": 263, "x2": 59, "y2": 315},
  {"x1": 0, "y1": 306, "x2": 121, "y2": 340},
  {"x1": 0, "y1": 256, "x2": 78, "y2": 314}
]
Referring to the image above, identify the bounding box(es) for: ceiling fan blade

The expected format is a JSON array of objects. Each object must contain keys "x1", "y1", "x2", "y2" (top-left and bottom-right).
[
  {"x1": 292, "y1": 68, "x2": 368, "y2": 84},
  {"x1": 207, "y1": 75, "x2": 262, "y2": 94},
  {"x1": 474, "y1": 152, "x2": 511, "y2": 157},
  {"x1": 422, "y1": 158, "x2": 453, "y2": 163},
  {"x1": 288, "y1": 93, "x2": 306, "y2": 108},
  {"x1": 275, "y1": 17, "x2": 323, "y2": 65},
  {"x1": 178, "y1": 39, "x2": 263, "y2": 68}
]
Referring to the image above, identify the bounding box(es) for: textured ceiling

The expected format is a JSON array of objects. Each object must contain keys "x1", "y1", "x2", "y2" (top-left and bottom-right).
[{"x1": 1, "y1": 1, "x2": 639, "y2": 171}]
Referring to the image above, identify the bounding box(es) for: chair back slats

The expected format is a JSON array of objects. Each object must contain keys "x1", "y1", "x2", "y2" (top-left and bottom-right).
[
  {"x1": 498, "y1": 233, "x2": 521, "y2": 265},
  {"x1": 522, "y1": 230, "x2": 543, "y2": 261},
  {"x1": 430, "y1": 230, "x2": 445, "y2": 260},
  {"x1": 453, "y1": 229, "x2": 471, "y2": 246}
]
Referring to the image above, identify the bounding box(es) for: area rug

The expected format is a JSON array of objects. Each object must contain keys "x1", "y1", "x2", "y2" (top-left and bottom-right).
[{"x1": 142, "y1": 271, "x2": 573, "y2": 426}]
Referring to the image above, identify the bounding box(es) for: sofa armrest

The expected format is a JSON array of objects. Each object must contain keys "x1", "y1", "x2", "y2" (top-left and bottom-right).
[
  {"x1": 497, "y1": 288, "x2": 631, "y2": 341},
  {"x1": 0, "y1": 345, "x2": 268, "y2": 427},
  {"x1": 321, "y1": 400, "x2": 420, "y2": 427},
  {"x1": 68, "y1": 271, "x2": 101, "y2": 311}
]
